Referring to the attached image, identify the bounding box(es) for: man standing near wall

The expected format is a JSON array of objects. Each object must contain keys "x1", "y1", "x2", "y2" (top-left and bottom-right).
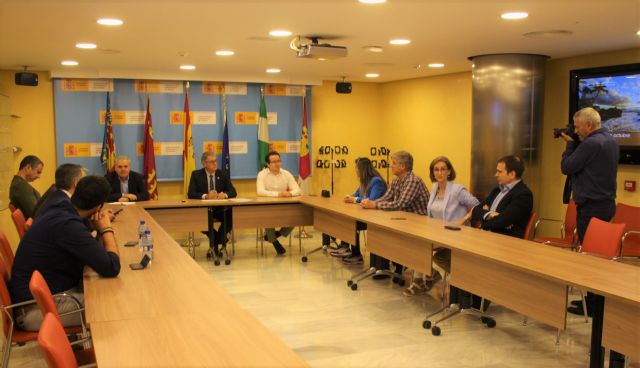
[
  {"x1": 561, "y1": 107, "x2": 618, "y2": 316},
  {"x1": 9, "y1": 155, "x2": 44, "y2": 219}
]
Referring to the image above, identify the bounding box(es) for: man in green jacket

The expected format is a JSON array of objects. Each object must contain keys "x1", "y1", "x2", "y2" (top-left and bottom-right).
[{"x1": 9, "y1": 155, "x2": 44, "y2": 219}]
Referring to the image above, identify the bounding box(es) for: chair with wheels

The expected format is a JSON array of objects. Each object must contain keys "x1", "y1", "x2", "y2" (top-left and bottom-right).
[{"x1": 422, "y1": 212, "x2": 538, "y2": 337}]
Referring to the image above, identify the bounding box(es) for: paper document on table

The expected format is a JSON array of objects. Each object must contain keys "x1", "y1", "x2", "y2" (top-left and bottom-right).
[
  {"x1": 108, "y1": 202, "x2": 136, "y2": 205},
  {"x1": 228, "y1": 198, "x2": 252, "y2": 203}
]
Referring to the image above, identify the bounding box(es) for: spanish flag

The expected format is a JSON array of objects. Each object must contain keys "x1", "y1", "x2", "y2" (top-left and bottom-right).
[
  {"x1": 182, "y1": 88, "x2": 196, "y2": 196},
  {"x1": 143, "y1": 96, "x2": 158, "y2": 200}
]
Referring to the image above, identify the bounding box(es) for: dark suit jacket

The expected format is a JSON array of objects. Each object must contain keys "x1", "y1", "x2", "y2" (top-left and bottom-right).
[
  {"x1": 471, "y1": 180, "x2": 533, "y2": 239},
  {"x1": 188, "y1": 169, "x2": 237, "y2": 199},
  {"x1": 33, "y1": 186, "x2": 68, "y2": 219},
  {"x1": 105, "y1": 171, "x2": 149, "y2": 202}
]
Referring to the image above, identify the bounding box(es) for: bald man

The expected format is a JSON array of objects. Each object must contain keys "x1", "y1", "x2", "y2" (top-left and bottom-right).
[{"x1": 105, "y1": 156, "x2": 150, "y2": 202}]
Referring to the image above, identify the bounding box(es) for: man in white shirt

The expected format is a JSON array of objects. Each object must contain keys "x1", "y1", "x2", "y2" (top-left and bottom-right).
[{"x1": 256, "y1": 151, "x2": 301, "y2": 255}]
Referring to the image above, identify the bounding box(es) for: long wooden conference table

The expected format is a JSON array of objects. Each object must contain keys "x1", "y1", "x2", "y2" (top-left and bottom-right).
[{"x1": 84, "y1": 196, "x2": 639, "y2": 367}]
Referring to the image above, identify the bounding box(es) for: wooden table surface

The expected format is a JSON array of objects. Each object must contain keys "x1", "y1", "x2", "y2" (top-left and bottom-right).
[{"x1": 84, "y1": 204, "x2": 308, "y2": 367}]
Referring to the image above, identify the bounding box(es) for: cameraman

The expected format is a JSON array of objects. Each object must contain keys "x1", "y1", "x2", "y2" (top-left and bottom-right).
[{"x1": 560, "y1": 107, "x2": 618, "y2": 316}]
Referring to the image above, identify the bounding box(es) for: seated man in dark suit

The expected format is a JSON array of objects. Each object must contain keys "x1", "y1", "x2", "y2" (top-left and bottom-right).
[
  {"x1": 105, "y1": 156, "x2": 150, "y2": 202},
  {"x1": 462, "y1": 154, "x2": 534, "y2": 310},
  {"x1": 471, "y1": 154, "x2": 534, "y2": 238},
  {"x1": 188, "y1": 151, "x2": 237, "y2": 255},
  {"x1": 33, "y1": 163, "x2": 86, "y2": 218},
  {"x1": 9, "y1": 175, "x2": 121, "y2": 331}
]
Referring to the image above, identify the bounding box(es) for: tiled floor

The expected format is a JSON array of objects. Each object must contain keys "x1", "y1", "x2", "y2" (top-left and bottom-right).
[{"x1": 6, "y1": 229, "x2": 638, "y2": 367}]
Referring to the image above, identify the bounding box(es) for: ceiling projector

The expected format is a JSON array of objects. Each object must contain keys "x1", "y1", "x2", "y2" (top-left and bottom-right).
[{"x1": 290, "y1": 37, "x2": 347, "y2": 60}]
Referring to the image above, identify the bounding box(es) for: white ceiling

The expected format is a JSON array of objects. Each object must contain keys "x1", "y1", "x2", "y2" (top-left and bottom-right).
[{"x1": 1, "y1": 0, "x2": 639, "y2": 85}]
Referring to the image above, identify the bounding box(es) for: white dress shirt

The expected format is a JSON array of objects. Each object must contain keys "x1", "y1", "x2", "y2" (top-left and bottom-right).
[{"x1": 256, "y1": 168, "x2": 301, "y2": 197}]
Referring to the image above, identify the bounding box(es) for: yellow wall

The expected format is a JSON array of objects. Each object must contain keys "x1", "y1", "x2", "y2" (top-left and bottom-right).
[
  {"x1": 0, "y1": 71, "x2": 56, "y2": 248},
  {"x1": 379, "y1": 72, "x2": 472, "y2": 188},
  {"x1": 310, "y1": 81, "x2": 383, "y2": 197},
  {"x1": 538, "y1": 48, "x2": 640, "y2": 235}
]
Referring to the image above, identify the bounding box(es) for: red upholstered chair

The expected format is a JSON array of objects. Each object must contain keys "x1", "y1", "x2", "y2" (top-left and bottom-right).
[
  {"x1": 0, "y1": 258, "x2": 38, "y2": 368},
  {"x1": 37, "y1": 313, "x2": 96, "y2": 368},
  {"x1": 522, "y1": 212, "x2": 537, "y2": 241},
  {"x1": 612, "y1": 203, "x2": 640, "y2": 258},
  {"x1": 533, "y1": 199, "x2": 578, "y2": 250},
  {"x1": 10, "y1": 209, "x2": 29, "y2": 239},
  {"x1": 579, "y1": 218, "x2": 626, "y2": 259},
  {"x1": 29, "y1": 271, "x2": 88, "y2": 337},
  {"x1": 0, "y1": 231, "x2": 14, "y2": 271}
]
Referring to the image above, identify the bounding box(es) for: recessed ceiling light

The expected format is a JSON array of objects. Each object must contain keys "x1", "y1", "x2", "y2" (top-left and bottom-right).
[
  {"x1": 501, "y1": 12, "x2": 528, "y2": 20},
  {"x1": 359, "y1": 0, "x2": 386, "y2": 4},
  {"x1": 75, "y1": 43, "x2": 97, "y2": 49},
  {"x1": 428, "y1": 63, "x2": 445, "y2": 68},
  {"x1": 637, "y1": 30, "x2": 640, "y2": 36},
  {"x1": 61, "y1": 60, "x2": 79, "y2": 66},
  {"x1": 363, "y1": 45, "x2": 384, "y2": 53},
  {"x1": 266, "y1": 68, "x2": 281, "y2": 73},
  {"x1": 269, "y1": 30, "x2": 292, "y2": 37},
  {"x1": 389, "y1": 39, "x2": 411, "y2": 45},
  {"x1": 180, "y1": 65, "x2": 196, "y2": 70},
  {"x1": 97, "y1": 18, "x2": 123, "y2": 26},
  {"x1": 215, "y1": 50, "x2": 235, "y2": 56},
  {"x1": 365, "y1": 73, "x2": 380, "y2": 78}
]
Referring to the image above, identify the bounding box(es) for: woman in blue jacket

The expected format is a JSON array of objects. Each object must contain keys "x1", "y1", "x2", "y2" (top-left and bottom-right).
[
  {"x1": 404, "y1": 156, "x2": 479, "y2": 296},
  {"x1": 331, "y1": 157, "x2": 387, "y2": 265}
]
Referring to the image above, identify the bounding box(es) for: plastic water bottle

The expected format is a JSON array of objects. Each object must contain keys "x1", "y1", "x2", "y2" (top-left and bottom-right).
[
  {"x1": 141, "y1": 230, "x2": 154, "y2": 263},
  {"x1": 137, "y1": 220, "x2": 148, "y2": 240}
]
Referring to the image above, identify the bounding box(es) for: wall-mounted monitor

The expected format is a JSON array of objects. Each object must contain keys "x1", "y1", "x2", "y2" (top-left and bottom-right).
[{"x1": 569, "y1": 63, "x2": 640, "y2": 165}]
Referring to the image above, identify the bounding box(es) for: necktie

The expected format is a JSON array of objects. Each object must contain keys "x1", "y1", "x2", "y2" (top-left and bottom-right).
[{"x1": 209, "y1": 174, "x2": 215, "y2": 192}]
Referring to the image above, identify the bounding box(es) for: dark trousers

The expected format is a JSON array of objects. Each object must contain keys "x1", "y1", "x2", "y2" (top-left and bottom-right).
[
  {"x1": 575, "y1": 199, "x2": 615, "y2": 311},
  {"x1": 206, "y1": 207, "x2": 233, "y2": 247},
  {"x1": 575, "y1": 199, "x2": 616, "y2": 243}
]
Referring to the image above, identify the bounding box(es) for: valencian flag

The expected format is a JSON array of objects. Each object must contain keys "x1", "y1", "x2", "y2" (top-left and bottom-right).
[
  {"x1": 100, "y1": 92, "x2": 116, "y2": 173},
  {"x1": 298, "y1": 95, "x2": 311, "y2": 181},
  {"x1": 257, "y1": 88, "x2": 269, "y2": 169},
  {"x1": 222, "y1": 93, "x2": 231, "y2": 174},
  {"x1": 142, "y1": 96, "x2": 158, "y2": 199},
  {"x1": 182, "y1": 87, "x2": 196, "y2": 196}
]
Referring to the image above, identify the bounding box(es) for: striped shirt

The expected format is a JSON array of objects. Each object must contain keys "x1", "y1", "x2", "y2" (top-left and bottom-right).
[{"x1": 376, "y1": 171, "x2": 430, "y2": 215}]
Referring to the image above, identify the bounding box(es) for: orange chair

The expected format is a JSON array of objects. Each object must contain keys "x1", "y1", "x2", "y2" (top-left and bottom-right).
[
  {"x1": 533, "y1": 199, "x2": 578, "y2": 249},
  {"x1": 38, "y1": 313, "x2": 96, "y2": 368},
  {"x1": 0, "y1": 258, "x2": 38, "y2": 368},
  {"x1": 612, "y1": 203, "x2": 640, "y2": 258},
  {"x1": 580, "y1": 217, "x2": 626, "y2": 258},
  {"x1": 29, "y1": 271, "x2": 88, "y2": 337},
  {"x1": 10, "y1": 209, "x2": 30, "y2": 239},
  {"x1": 0, "y1": 231, "x2": 14, "y2": 271},
  {"x1": 523, "y1": 212, "x2": 537, "y2": 241}
]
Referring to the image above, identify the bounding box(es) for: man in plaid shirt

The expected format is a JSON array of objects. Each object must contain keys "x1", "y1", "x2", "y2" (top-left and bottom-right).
[
  {"x1": 361, "y1": 151, "x2": 430, "y2": 280},
  {"x1": 361, "y1": 151, "x2": 430, "y2": 214}
]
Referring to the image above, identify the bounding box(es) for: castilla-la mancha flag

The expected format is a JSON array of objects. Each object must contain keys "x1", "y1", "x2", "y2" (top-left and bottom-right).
[
  {"x1": 298, "y1": 95, "x2": 311, "y2": 186},
  {"x1": 143, "y1": 96, "x2": 158, "y2": 200}
]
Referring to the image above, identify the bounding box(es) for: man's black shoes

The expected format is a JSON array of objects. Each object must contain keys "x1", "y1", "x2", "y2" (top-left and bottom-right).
[{"x1": 273, "y1": 240, "x2": 286, "y2": 255}]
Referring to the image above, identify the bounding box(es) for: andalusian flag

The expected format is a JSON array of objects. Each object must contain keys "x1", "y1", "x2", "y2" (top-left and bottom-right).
[
  {"x1": 142, "y1": 96, "x2": 158, "y2": 200},
  {"x1": 100, "y1": 92, "x2": 116, "y2": 173},
  {"x1": 182, "y1": 89, "x2": 196, "y2": 196},
  {"x1": 257, "y1": 90, "x2": 269, "y2": 169}
]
